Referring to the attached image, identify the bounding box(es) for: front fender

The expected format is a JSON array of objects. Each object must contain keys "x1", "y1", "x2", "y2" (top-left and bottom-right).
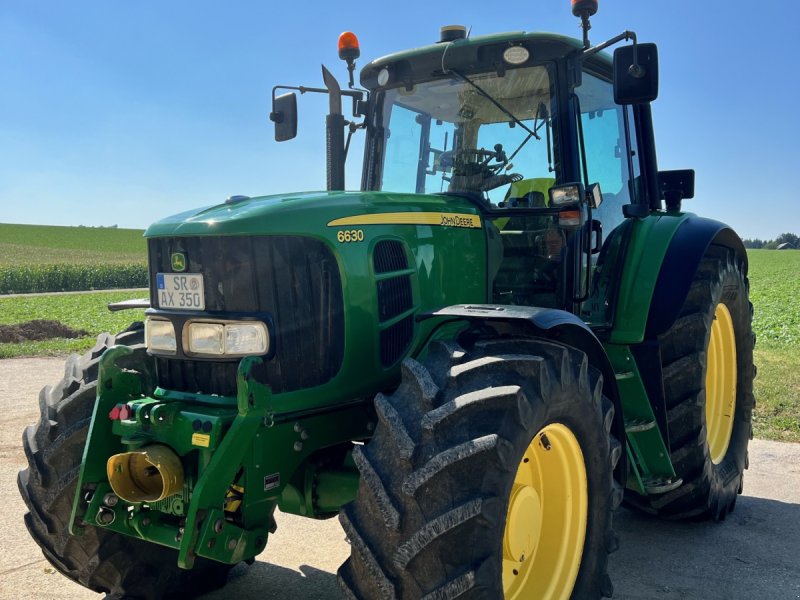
[
  {"x1": 645, "y1": 216, "x2": 747, "y2": 338},
  {"x1": 420, "y1": 304, "x2": 627, "y2": 483},
  {"x1": 607, "y1": 212, "x2": 746, "y2": 344}
]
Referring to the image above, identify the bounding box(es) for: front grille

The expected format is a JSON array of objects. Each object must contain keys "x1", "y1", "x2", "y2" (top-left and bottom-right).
[
  {"x1": 148, "y1": 236, "x2": 344, "y2": 396},
  {"x1": 373, "y1": 239, "x2": 414, "y2": 367}
]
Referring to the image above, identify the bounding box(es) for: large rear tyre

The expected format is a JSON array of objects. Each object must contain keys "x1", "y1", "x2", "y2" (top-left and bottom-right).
[
  {"x1": 627, "y1": 245, "x2": 755, "y2": 520},
  {"x1": 17, "y1": 323, "x2": 233, "y2": 599},
  {"x1": 338, "y1": 338, "x2": 622, "y2": 599}
]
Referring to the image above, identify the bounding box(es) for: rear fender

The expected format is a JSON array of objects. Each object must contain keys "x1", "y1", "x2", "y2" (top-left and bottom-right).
[{"x1": 420, "y1": 304, "x2": 627, "y2": 483}]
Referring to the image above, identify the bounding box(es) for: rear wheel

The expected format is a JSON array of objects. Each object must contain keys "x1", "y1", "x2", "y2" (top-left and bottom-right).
[
  {"x1": 338, "y1": 338, "x2": 622, "y2": 599},
  {"x1": 17, "y1": 323, "x2": 233, "y2": 599},
  {"x1": 627, "y1": 246, "x2": 755, "y2": 520}
]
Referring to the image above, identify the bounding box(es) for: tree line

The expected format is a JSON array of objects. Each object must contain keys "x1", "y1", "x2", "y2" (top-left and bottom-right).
[{"x1": 742, "y1": 232, "x2": 798, "y2": 249}]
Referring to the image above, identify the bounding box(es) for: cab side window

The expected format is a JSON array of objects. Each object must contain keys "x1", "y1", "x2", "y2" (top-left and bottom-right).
[
  {"x1": 381, "y1": 105, "x2": 424, "y2": 193},
  {"x1": 576, "y1": 74, "x2": 640, "y2": 234}
]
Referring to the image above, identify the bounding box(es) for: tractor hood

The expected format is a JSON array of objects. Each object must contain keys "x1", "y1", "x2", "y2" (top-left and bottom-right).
[{"x1": 144, "y1": 191, "x2": 483, "y2": 238}]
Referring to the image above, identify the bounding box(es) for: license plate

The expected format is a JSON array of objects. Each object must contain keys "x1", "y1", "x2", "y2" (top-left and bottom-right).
[{"x1": 156, "y1": 273, "x2": 205, "y2": 310}]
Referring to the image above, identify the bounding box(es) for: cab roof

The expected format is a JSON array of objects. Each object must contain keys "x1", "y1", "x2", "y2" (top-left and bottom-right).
[{"x1": 360, "y1": 31, "x2": 610, "y2": 89}]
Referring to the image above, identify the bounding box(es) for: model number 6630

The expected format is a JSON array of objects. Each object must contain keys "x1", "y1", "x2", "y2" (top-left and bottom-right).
[{"x1": 337, "y1": 229, "x2": 365, "y2": 243}]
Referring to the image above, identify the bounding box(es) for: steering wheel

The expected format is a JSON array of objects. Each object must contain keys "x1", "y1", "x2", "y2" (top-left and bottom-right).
[
  {"x1": 452, "y1": 144, "x2": 505, "y2": 173},
  {"x1": 445, "y1": 144, "x2": 522, "y2": 191}
]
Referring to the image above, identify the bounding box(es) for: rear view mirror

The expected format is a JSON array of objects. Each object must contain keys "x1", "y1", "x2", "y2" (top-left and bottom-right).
[
  {"x1": 659, "y1": 169, "x2": 695, "y2": 210},
  {"x1": 270, "y1": 92, "x2": 298, "y2": 142},
  {"x1": 613, "y1": 43, "x2": 659, "y2": 105}
]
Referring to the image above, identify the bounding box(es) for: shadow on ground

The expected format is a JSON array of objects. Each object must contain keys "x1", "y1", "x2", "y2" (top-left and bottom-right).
[
  {"x1": 202, "y1": 561, "x2": 339, "y2": 600},
  {"x1": 201, "y1": 495, "x2": 800, "y2": 600},
  {"x1": 610, "y1": 495, "x2": 800, "y2": 599}
]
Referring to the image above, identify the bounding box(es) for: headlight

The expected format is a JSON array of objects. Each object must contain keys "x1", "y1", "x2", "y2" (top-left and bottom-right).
[
  {"x1": 187, "y1": 323, "x2": 225, "y2": 355},
  {"x1": 224, "y1": 323, "x2": 269, "y2": 355},
  {"x1": 186, "y1": 321, "x2": 269, "y2": 357},
  {"x1": 145, "y1": 319, "x2": 177, "y2": 354}
]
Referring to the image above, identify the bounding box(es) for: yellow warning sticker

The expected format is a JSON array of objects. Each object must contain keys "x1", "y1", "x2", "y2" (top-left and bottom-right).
[{"x1": 192, "y1": 433, "x2": 211, "y2": 448}]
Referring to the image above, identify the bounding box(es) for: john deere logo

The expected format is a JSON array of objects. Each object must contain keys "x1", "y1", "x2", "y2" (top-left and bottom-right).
[{"x1": 171, "y1": 252, "x2": 186, "y2": 272}]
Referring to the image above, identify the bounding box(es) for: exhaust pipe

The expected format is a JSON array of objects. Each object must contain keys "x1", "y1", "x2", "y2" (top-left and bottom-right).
[{"x1": 107, "y1": 444, "x2": 184, "y2": 503}]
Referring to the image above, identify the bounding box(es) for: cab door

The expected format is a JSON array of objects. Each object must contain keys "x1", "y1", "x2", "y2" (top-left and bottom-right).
[{"x1": 573, "y1": 70, "x2": 643, "y2": 325}]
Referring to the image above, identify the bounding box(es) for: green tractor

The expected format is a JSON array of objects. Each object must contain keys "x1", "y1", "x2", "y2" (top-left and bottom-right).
[{"x1": 19, "y1": 2, "x2": 755, "y2": 598}]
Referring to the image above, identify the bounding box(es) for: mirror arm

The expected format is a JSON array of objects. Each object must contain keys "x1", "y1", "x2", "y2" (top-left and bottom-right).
[
  {"x1": 578, "y1": 31, "x2": 644, "y2": 69},
  {"x1": 580, "y1": 30, "x2": 636, "y2": 59},
  {"x1": 580, "y1": 30, "x2": 644, "y2": 77},
  {"x1": 271, "y1": 84, "x2": 362, "y2": 103},
  {"x1": 270, "y1": 84, "x2": 365, "y2": 124}
]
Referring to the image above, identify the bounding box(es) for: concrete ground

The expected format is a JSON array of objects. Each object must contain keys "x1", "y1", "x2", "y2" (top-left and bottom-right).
[{"x1": 1, "y1": 357, "x2": 798, "y2": 599}]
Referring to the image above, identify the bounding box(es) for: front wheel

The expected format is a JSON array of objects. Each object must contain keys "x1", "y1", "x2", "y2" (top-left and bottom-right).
[{"x1": 338, "y1": 338, "x2": 622, "y2": 599}]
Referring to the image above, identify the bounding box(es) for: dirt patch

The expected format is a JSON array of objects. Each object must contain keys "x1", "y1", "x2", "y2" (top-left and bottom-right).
[{"x1": 0, "y1": 320, "x2": 89, "y2": 343}]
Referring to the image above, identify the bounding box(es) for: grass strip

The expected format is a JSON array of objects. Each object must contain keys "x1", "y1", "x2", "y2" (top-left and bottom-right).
[{"x1": 0, "y1": 291, "x2": 146, "y2": 358}]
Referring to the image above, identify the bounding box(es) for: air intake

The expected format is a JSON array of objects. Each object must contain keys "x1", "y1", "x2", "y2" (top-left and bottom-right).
[
  {"x1": 373, "y1": 240, "x2": 414, "y2": 366},
  {"x1": 374, "y1": 240, "x2": 408, "y2": 273}
]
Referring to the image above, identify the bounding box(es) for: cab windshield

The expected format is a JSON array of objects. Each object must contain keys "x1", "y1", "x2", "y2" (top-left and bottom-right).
[{"x1": 375, "y1": 65, "x2": 558, "y2": 206}]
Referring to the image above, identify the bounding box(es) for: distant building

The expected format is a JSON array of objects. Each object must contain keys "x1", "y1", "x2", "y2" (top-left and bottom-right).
[{"x1": 777, "y1": 242, "x2": 797, "y2": 250}]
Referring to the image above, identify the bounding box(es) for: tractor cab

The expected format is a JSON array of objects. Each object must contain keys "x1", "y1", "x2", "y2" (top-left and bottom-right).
[
  {"x1": 360, "y1": 33, "x2": 640, "y2": 311},
  {"x1": 273, "y1": 13, "x2": 660, "y2": 318}
]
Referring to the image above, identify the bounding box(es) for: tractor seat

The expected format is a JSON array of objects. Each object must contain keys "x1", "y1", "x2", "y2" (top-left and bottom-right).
[
  {"x1": 499, "y1": 190, "x2": 547, "y2": 209},
  {"x1": 500, "y1": 177, "x2": 555, "y2": 209}
]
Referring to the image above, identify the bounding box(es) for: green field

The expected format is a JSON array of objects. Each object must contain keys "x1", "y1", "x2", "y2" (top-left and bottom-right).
[
  {"x1": 0, "y1": 223, "x2": 146, "y2": 266},
  {"x1": 0, "y1": 223, "x2": 147, "y2": 293},
  {"x1": 747, "y1": 249, "x2": 800, "y2": 442},
  {"x1": 0, "y1": 247, "x2": 796, "y2": 441},
  {"x1": 748, "y1": 249, "x2": 800, "y2": 348}
]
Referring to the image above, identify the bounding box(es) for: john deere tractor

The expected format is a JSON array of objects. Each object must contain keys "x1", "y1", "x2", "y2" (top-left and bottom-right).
[{"x1": 19, "y1": 2, "x2": 754, "y2": 598}]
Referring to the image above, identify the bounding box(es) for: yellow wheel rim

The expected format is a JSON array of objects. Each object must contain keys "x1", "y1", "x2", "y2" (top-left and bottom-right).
[
  {"x1": 705, "y1": 303, "x2": 737, "y2": 464},
  {"x1": 502, "y1": 423, "x2": 588, "y2": 600}
]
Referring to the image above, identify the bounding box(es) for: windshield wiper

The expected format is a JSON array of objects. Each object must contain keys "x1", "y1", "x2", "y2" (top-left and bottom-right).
[
  {"x1": 507, "y1": 102, "x2": 548, "y2": 163},
  {"x1": 449, "y1": 68, "x2": 540, "y2": 140}
]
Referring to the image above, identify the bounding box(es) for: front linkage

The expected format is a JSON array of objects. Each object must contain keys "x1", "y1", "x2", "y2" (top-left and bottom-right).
[{"x1": 69, "y1": 346, "x2": 370, "y2": 569}]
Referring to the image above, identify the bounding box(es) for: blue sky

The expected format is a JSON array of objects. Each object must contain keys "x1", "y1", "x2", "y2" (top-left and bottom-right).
[{"x1": 1, "y1": 1, "x2": 796, "y2": 239}]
